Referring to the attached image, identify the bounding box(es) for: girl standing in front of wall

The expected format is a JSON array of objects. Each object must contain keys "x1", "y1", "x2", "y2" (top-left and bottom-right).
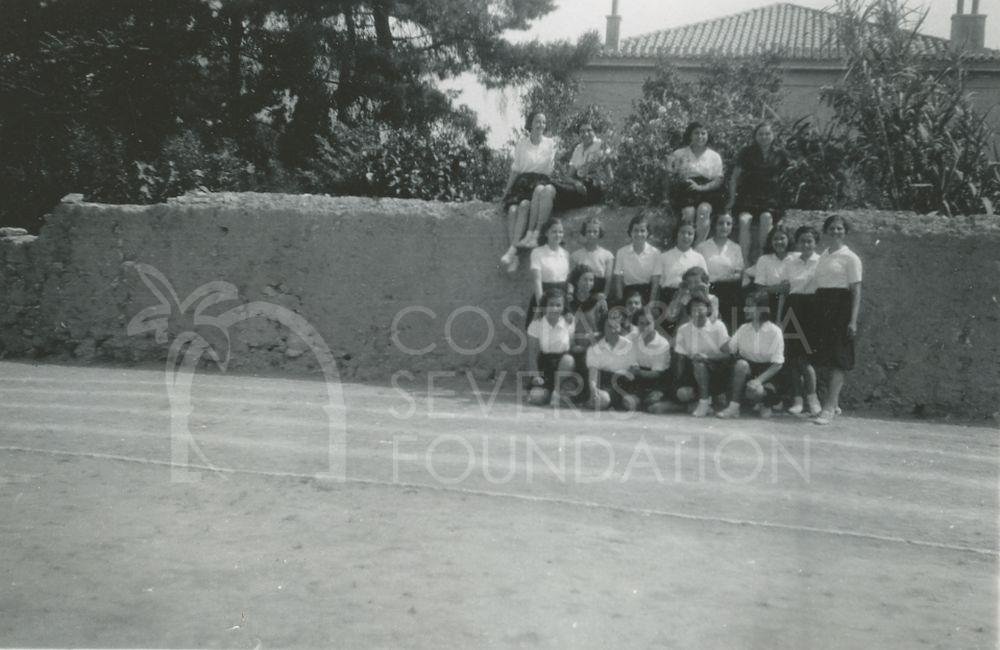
[
  {"x1": 746, "y1": 225, "x2": 796, "y2": 319},
  {"x1": 611, "y1": 214, "x2": 660, "y2": 305},
  {"x1": 696, "y1": 212, "x2": 745, "y2": 333},
  {"x1": 569, "y1": 217, "x2": 615, "y2": 296},
  {"x1": 651, "y1": 220, "x2": 708, "y2": 309},
  {"x1": 779, "y1": 225, "x2": 822, "y2": 416},
  {"x1": 810, "y1": 215, "x2": 863, "y2": 425},
  {"x1": 525, "y1": 218, "x2": 571, "y2": 327}
]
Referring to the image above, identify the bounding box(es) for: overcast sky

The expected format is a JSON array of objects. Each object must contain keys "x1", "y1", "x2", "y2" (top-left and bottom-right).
[{"x1": 449, "y1": 0, "x2": 999, "y2": 146}]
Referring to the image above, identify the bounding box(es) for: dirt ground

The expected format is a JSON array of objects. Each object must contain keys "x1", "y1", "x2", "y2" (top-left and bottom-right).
[{"x1": 0, "y1": 361, "x2": 997, "y2": 649}]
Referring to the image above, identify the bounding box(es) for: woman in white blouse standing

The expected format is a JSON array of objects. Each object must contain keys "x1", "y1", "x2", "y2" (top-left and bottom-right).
[
  {"x1": 499, "y1": 111, "x2": 558, "y2": 272},
  {"x1": 526, "y1": 218, "x2": 571, "y2": 327},
  {"x1": 668, "y1": 121, "x2": 725, "y2": 245},
  {"x1": 810, "y1": 215, "x2": 863, "y2": 425},
  {"x1": 696, "y1": 212, "x2": 745, "y2": 333}
]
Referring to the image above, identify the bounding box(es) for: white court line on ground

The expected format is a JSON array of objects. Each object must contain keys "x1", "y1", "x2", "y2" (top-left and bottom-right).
[{"x1": 0, "y1": 444, "x2": 995, "y2": 559}]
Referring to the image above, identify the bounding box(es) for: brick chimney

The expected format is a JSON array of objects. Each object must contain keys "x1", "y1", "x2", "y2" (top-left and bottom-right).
[
  {"x1": 951, "y1": 0, "x2": 986, "y2": 51},
  {"x1": 606, "y1": 0, "x2": 622, "y2": 51}
]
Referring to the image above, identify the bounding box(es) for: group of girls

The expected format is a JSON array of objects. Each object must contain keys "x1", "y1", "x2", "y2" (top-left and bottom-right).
[
  {"x1": 519, "y1": 211, "x2": 862, "y2": 426},
  {"x1": 506, "y1": 114, "x2": 862, "y2": 423}
]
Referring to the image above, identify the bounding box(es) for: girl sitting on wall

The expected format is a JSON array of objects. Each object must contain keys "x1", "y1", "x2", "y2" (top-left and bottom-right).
[
  {"x1": 499, "y1": 110, "x2": 557, "y2": 273},
  {"x1": 668, "y1": 121, "x2": 725, "y2": 245}
]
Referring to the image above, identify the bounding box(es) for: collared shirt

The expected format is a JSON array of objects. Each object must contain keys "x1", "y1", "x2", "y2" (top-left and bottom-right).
[
  {"x1": 634, "y1": 332, "x2": 671, "y2": 371},
  {"x1": 812, "y1": 245, "x2": 863, "y2": 289},
  {"x1": 656, "y1": 247, "x2": 708, "y2": 288},
  {"x1": 570, "y1": 246, "x2": 615, "y2": 279},
  {"x1": 614, "y1": 243, "x2": 661, "y2": 285},
  {"x1": 527, "y1": 315, "x2": 573, "y2": 354},
  {"x1": 569, "y1": 139, "x2": 604, "y2": 172},
  {"x1": 732, "y1": 321, "x2": 785, "y2": 365},
  {"x1": 670, "y1": 146, "x2": 724, "y2": 180},
  {"x1": 529, "y1": 245, "x2": 570, "y2": 283},
  {"x1": 675, "y1": 319, "x2": 730, "y2": 360},
  {"x1": 512, "y1": 136, "x2": 556, "y2": 175},
  {"x1": 783, "y1": 253, "x2": 820, "y2": 294},
  {"x1": 696, "y1": 238, "x2": 744, "y2": 282},
  {"x1": 748, "y1": 252, "x2": 797, "y2": 287},
  {"x1": 586, "y1": 336, "x2": 636, "y2": 373}
]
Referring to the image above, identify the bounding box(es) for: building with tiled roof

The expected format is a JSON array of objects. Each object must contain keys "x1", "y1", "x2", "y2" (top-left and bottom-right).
[{"x1": 577, "y1": 1, "x2": 1000, "y2": 127}]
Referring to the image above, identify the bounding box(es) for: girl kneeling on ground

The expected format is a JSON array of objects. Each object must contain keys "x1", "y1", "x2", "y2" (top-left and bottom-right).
[
  {"x1": 673, "y1": 293, "x2": 732, "y2": 417},
  {"x1": 586, "y1": 308, "x2": 639, "y2": 411}
]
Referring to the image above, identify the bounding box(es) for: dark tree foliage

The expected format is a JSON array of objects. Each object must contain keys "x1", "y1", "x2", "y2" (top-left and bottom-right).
[{"x1": 0, "y1": 0, "x2": 593, "y2": 230}]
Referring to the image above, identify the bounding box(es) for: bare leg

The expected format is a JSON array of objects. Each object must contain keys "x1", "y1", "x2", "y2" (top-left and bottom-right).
[
  {"x1": 513, "y1": 200, "x2": 531, "y2": 247},
  {"x1": 823, "y1": 368, "x2": 845, "y2": 415},
  {"x1": 803, "y1": 362, "x2": 817, "y2": 396},
  {"x1": 692, "y1": 361, "x2": 711, "y2": 399},
  {"x1": 730, "y1": 359, "x2": 750, "y2": 403},
  {"x1": 695, "y1": 202, "x2": 713, "y2": 244},
  {"x1": 551, "y1": 354, "x2": 575, "y2": 406},
  {"x1": 738, "y1": 212, "x2": 753, "y2": 263},
  {"x1": 757, "y1": 211, "x2": 773, "y2": 263}
]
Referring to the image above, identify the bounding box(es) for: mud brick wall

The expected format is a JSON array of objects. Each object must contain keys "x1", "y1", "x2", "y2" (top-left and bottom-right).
[{"x1": 1, "y1": 193, "x2": 998, "y2": 420}]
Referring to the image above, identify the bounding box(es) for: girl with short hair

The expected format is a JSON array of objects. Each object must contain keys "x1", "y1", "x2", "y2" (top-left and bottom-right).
[{"x1": 611, "y1": 214, "x2": 660, "y2": 305}]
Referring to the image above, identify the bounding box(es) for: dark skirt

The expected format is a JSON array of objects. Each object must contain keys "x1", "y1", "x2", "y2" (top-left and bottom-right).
[
  {"x1": 782, "y1": 293, "x2": 817, "y2": 360},
  {"x1": 710, "y1": 279, "x2": 743, "y2": 333},
  {"x1": 811, "y1": 288, "x2": 855, "y2": 370},
  {"x1": 503, "y1": 172, "x2": 551, "y2": 210},
  {"x1": 525, "y1": 281, "x2": 569, "y2": 329},
  {"x1": 671, "y1": 176, "x2": 725, "y2": 214},
  {"x1": 676, "y1": 357, "x2": 733, "y2": 398}
]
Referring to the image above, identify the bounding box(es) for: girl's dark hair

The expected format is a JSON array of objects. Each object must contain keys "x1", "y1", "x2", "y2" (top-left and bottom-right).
[
  {"x1": 539, "y1": 288, "x2": 566, "y2": 310},
  {"x1": 822, "y1": 214, "x2": 851, "y2": 234},
  {"x1": 580, "y1": 216, "x2": 605, "y2": 238},
  {"x1": 687, "y1": 290, "x2": 713, "y2": 316},
  {"x1": 794, "y1": 225, "x2": 820, "y2": 245},
  {"x1": 672, "y1": 219, "x2": 696, "y2": 247},
  {"x1": 624, "y1": 289, "x2": 643, "y2": 305},
  {"x1": 537, "y1": 217, "x2": 562, "y2": 246},
  {"x1": 682, "y1": 265, "x2": 710, "y2": 285},
  {"x1": 683, "y1": 121, "x2": 707, "y2": 145},
  {"x1": 710, "y1": 211, "x2": 733, "y2": 235},
  {"x1": 745, "y1": 290, "x2": 772, "y2": 321},
  {"x1": 626, "y1": 214, "x2": 648, "y2": 236},
  {"x1": 568, "y1": 264, "x2": 596, "y2": 293},
  {"x1": 763, "y1": 224, "x2": 793, "y2": 255},
  {"x1": 525, "y1": 110, "x2": 544, "y2": 132},
  {"x1": 752, "y1": 121, "x2": 774, "y2": 139}
]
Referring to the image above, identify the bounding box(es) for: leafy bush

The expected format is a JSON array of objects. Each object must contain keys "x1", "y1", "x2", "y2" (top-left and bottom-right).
[
  {"x1": 608, "y1": 55, "x2": 784, "y2": 208},
  {"x1": 821, "y1": 0, "x2": 1000, "y2": 215}
]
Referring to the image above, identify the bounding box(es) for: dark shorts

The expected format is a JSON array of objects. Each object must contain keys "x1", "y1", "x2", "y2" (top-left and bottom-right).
[
  {"x1": 677, "y1": 356, "x2": 733, "y2": 398},
  {"x1": 537, "y1": 352, "x2": 571, "y2": 391},
  {"x1": 811, "y1": 288, "x2": 855, "y2": 370},
  {"x1": 595, "y1": 371, "x2": 639, "y2": 410},
  {"x1": 742, "y1": 360, "x2": 784, "y2": 406}
]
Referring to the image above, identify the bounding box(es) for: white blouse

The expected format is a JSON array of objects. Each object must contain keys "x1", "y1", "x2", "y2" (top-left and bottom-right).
[
  {"x1": 783, "y1": 254, "x2": 819, "y2": 294},
  {"x1": 614, "y1": 243, "x2": 661, "y2": 285},
  {"x1": 570, "y1": 246, "x2": 615, "y2": 279},
  {"x1": 527, "y1": 316, "x2": 573, "y2": 354},
  {"x1": 696, "y1": 238, "x2": 744, "y2": 282},
  {"x1": 670, "y1": 146, "x2": 724, "y2": 179},
  {"x1": 749, "y1": 252, "x2": 798, "y2": 286},
  {"x1": 813, "y1": 246, "x2": 863, "y2": 289},
  {"x1": 530, "y1": 245, "x2": 570, "y2": 283},
  {"x1": 512, "y1": 136, "x2": 556, "y2": 175},
  {"x1": 656, "y1": 247, "x2": 708, "y2": 288}
]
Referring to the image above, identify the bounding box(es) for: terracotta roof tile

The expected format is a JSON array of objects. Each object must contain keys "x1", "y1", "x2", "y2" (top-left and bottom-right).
[{"x1": 602, "y1": 2, "x2": 1000, "y2": 62}]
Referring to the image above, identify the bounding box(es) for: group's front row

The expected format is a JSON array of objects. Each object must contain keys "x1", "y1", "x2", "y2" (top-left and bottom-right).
[{"x1": 525, "y1": 282, "x2": 822, "y2": 422}]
